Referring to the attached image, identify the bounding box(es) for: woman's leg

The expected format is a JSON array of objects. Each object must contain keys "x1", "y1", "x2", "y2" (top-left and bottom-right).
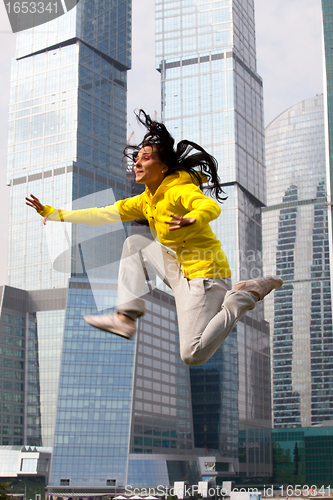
[
  {"x1": 174, "y1": 276, "x2": 282, "y2": 366},
  {"x1": 116, "y1": 239, "x2": 250, "y2": 357},
  {"x1": 84, "y1": 234, "x2": 180, "y2": 336},
  {"x1": 173, "y1": 278, "x2": 256, "y2": 366},
  {"x1": 86, "y1": 233, "x2": 281, "y2": 355},
  {"x1": 116, "y1": 234, "x2": 180, "y2": 319}
]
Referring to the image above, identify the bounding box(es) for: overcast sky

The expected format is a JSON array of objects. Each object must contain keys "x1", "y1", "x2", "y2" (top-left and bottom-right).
[{"x1": 0, "y1": 0, "x2": 324, "y2": 284}]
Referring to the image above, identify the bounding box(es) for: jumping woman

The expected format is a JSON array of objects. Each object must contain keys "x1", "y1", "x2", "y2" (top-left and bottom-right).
[{"x1": 26, "y1": 110, "x2": 282, "y2": 366}]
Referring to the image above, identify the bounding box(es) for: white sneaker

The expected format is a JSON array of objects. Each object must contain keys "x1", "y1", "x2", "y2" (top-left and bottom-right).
[
  {"x1": 84, "y1": 313, "x2": 136, "y2": 340},
  {"x1": 234, "y1": 276, "x2": 283, "y2": 300}
]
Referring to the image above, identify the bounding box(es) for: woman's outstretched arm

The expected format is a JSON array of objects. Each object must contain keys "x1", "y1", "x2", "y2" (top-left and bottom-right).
[
  {"x1": 172, "y1": 186, "x2": 221, "y2": 230},
  {"x1": 25, "y1": 193, "x2": 146, "y2": 225}
]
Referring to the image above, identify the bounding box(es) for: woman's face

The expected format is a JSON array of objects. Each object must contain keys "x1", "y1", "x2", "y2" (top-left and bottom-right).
[{"x1": 134, "y1": 145, "x2": 167, "y2": 191}]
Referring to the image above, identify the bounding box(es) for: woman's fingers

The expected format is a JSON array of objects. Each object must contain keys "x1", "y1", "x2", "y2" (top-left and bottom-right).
[
  {"x1": 25, "y1": 199, "x2": 36, "y2": 209},
  {"x1": 25, "y1": 195, "x2": 38, "y2": 207},
  {"x1": 165, "y1": 214, "x2": 196, "y2": 230},
  {"x1": 25, "y1": 194, "x2": 44, "y2": 213},
  {"x1": 164, "y1": 214, "x2": 182, "y2": 227},
  {"x1": 25, "y1": 194, "x2": 47, "y2": 224},
  {"x1": 26, "y1": 194, "x2": 38, "y2": 203}
]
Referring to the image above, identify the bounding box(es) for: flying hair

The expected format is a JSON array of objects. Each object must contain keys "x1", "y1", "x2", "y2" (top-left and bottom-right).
[{"x1": 124, "y1": 110, "x2": 227, "y2": 202}]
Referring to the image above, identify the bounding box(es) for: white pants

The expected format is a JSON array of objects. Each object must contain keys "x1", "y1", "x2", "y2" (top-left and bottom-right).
[{"x1": 116, "y1": 235, "x2": 257, "y2": 366}]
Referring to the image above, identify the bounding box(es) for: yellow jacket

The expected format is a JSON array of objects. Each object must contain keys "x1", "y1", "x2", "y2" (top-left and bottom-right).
[{"x1": 40, "y1": 171, "x2": 231, "y2": 279}]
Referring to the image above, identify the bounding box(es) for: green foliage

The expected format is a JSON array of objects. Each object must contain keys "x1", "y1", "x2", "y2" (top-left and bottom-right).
[
  {"x1": 293, "y1": 442, "x2": 299, "y2": 476},
  {"x1": 273, "y1": 441, "x2": 305, "y2": 486},
  {"x1": 273, "y1": 443, "x2": 294, "y2": 484},
  {"x1": 2, "y1": 476, "x2": 45, "y2": 500},
  {"x1": 294, "y1": 441, "x2": 306, "y2": 485},
  {"x1": 0, "y1": 482, "x2": 12, "y2": 500}
]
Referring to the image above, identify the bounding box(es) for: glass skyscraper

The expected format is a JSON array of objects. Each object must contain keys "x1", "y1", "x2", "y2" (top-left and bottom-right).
[
  {"x1": 263, "y1": 94, "x2": 332, "y2": 428},
  {"x1": 1, "y1": 0, "x2": 135, "y2": 487},
  {"x1": 322, "y1": 0, "x2": 333, "y2": 321},
  {"x1": 263, "y1": 95, "x2": 333, "y2": 483},
  {"x1": 155, "y1": 0, "x2": 272, "y2": 478},
  {"x1": 263, "y1": 2, "x2": 333, "y2": 483},
  {"x1": 7, "y1": 0, "x2": 131, "y2": 292}
]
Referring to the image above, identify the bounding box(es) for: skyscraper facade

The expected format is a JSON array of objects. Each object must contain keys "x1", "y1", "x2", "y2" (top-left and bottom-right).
[
  {"x1": 7, "y1": 0, "x2": 131, "y2": 292},
  {"x1": 264, "y1": 95, "x2": 332, "y2": 427},
  {"x1": 322, "y1": 0, "x2": 333, "y2": 320},
  {"x1": 0, "y1": 286, "x2": 41, "y2": 447},
  {"x1": 263, "y1": 95, "x2": 333, "y2": 483},
  {"x1": 155, "y1": 0, "x2": 272, "y2": 478}
]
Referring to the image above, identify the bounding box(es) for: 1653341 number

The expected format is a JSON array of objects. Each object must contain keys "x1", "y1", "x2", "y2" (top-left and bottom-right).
[
  {"x1": 5, "y1": 2, "x2": 58, "y2": 14},
  {"x1": 279, "y1": 485, "x2": 331, "y2": 497}
]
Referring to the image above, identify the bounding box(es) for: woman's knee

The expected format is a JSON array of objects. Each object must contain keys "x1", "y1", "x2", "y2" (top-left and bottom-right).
[
  {"x1": 180, "y1": 349, "x2": 205, "y2": 367},
  {"x1": 122, "y1": 234, "x2": 152, "y2": 256}
]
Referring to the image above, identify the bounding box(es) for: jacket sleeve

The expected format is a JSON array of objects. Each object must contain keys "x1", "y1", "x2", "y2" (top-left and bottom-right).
[
  {"x1": 39, "y1": 195, "x2": 146, "y2": 225},
  {"x1": 178, "y1": 187, "x2": 221, "y2": 228}
]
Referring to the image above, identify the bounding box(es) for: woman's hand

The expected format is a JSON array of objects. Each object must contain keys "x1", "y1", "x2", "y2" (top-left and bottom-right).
[
  {"x1": 25, "y1": 194, "x2": 47, "y2": 225},
  {"x1": 165, "y1": 214, "x2": 196, "y2": 231}
]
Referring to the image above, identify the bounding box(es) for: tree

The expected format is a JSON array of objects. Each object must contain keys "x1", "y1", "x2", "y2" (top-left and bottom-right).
[
  {"x1": 0, "y1": 482, "x2": 12, "y2": 500},
  {"x1": 272, "y1": 442, "x2": 294, "y2": 484},
  {"x1": 293, "y1": 442, "x2": 299, "y2": 476}
]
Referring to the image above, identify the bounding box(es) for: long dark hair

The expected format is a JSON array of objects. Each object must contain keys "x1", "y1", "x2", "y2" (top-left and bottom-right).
[{"x1": 124, "y1": 110, "x2": 227, "y2": 202}]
